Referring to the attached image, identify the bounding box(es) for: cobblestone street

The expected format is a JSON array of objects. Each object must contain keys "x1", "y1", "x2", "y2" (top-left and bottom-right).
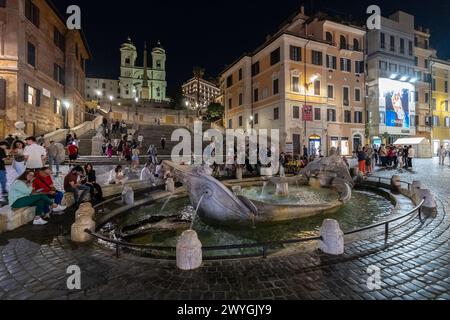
[{"x1": 0, "y1": 159, "x2": 449, "y2": 300}]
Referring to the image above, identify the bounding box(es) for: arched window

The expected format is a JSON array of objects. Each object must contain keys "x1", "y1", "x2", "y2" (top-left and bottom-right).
[
  {"x1": 353, "y1": 39, "x2": 360, "y2": 51},
  {"x1": 325, "y1": 32, "x2": 333, "y2": 44},
  {"x1": 340, "y1": 36, "x2": 347, "y2": 49}
]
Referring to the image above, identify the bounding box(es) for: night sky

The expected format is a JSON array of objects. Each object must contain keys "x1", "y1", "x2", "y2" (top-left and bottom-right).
[{"x1": 54, "y1": 0, "x2": 450, "y2": 97}]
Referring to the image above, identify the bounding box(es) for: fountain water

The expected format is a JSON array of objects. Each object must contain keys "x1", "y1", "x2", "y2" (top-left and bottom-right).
[
  {"x1": 190, "y1": 193, "x2": 206, "y2": 230},
  {"x1": 159, "y1": 195, "x2": 176, "y2": 215},
  {"x1": 260, "y1": 181, "x2": 268, "y2": 198}
]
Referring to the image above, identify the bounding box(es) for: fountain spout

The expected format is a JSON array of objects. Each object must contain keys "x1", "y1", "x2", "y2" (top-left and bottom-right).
[{"x1": 191, "y1": 193, "x2": 206, "y2": 230}]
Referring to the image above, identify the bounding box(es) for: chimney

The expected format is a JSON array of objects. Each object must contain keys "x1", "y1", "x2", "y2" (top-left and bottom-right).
[
  {"x1": 300, "y1": 5, "x2": 305, "y2": 15},
  {"x1": 426, "y1": 28, "x2": 430, "y2": 34}
]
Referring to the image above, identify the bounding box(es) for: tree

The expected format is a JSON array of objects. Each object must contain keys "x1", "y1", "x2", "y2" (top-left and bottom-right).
[
  {"x1": 206, "y1": 103, "x2": 224, "y2": 121},
  {"x1": 365, "y1": 123, "x2": 371, "y2": 144},
  {"x1": 193, "y1": 66, "x2": 205, "y2": 79},
  {"x1": 169, "y1": 87, "x2": 185, "y2": 110}
]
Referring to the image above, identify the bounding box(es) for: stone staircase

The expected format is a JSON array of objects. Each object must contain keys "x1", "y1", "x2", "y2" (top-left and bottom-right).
[{"x1": 71, "y1": 122, "x2": 216, "y2": 163}]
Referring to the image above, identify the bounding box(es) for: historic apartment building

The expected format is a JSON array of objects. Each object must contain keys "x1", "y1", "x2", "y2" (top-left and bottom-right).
[
  {"x1": 85, "y1": 78, "x2": 120, "y2": 100},
  {"x1": 431, "y1": 59, "x2": 450, "y2": 154},
  {"x1": 365, "y1": 11, "x2": 439, "y2": 157},
  {"x1": 0, "y1": 0, "x2": 90, "y2": 137},
  {"x1": 220, "y1": 7, "x2": 366, "y2": 156},
  {"x1": 182, "y1": 74, "x2": 220, "y2": 110}
]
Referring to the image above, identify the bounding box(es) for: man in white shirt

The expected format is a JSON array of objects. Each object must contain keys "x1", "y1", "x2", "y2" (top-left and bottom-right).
[{"x1": 23, "y1": 136, "x2": 47, "y2": 170}]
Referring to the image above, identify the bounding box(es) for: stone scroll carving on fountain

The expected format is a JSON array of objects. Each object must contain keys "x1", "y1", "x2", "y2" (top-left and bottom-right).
[{"x1": 300, "y1": 147, "x2": 353, "y2": 203}]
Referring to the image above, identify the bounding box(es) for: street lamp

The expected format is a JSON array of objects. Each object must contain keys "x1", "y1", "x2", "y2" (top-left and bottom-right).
[
  {"x1": 108, "y1": 95, "x2": 114, "y2": 113},
  {"x1": 96, "y1": 90, "x2": 102, "y2": 100},
  {"x1": 63, "y1": 100, "x2": 70, "y2": 129}
]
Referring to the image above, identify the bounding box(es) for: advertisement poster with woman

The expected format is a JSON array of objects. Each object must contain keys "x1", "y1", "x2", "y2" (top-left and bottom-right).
[{"x1": 380, "y1": 78, "x2": 414, "y2": 130}]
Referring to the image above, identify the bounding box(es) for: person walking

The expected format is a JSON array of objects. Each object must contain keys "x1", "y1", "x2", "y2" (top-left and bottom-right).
[
  {"x1": 65, "y1": 133, "x2": 73, "y2": 147},
  {"x1": 0, "y1": 141, "x2": 8, "y2": 195},
  {"x1": 379, "y1": 145, "x2": 387, "y2": 167},
  {"x1": 132, "y1": 147, "x2": 140, "y2": 170},
  {"x1": 46, "y1": 141, "x2": 60, "y2": 175},
  {"x1": 357, "y1": 147, "x2": 367, "y2": 176},
  {"x1": 23, "y1": 136, "x2": 46, "y2": 170},
  {"x1": 397, "y1": 148, "x2": 404, "y2": 172},
  {"x1": 161, "y1": 137, "x2": 166, "y2": 151},
  {"x1": 438, "y1": 145, "x2": 446, "y2": 166},
  {"x1": 106, "y1": 140, "x2": 114, "y2": 158},
  {"x1": 67, "y1": 142, "x2": 79, "y2": 168},
  {"x1": 407, "y1": 145, "x2": 415, "y2": 169},
  {"x1": 365, "y1": 145, "x2": 373, "y2": 175}
]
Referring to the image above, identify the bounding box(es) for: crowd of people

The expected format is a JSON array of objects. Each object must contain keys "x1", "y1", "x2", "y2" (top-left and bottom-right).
[{"x1": 0, "y1": 135, "x2": 106, "y2": 226}]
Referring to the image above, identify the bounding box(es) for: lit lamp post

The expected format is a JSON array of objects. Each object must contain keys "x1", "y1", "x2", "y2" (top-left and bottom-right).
[
  {"x1": 63, "y1": 100, "x2": 70, "y2": 129},
  {"x1": 96, "y1": 90, "x2": 102, "y2": 101},
  {"x1": 134, "y1": 97, "x2": 139, "y2": 123},
  {"x1": 249, "y1": 115, "x2": 254, "y2": 130}
]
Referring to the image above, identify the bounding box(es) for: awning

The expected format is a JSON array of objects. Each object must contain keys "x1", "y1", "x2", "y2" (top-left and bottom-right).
[{"x1": 393, "y1": 137, "x2": 428, "y2": 145}]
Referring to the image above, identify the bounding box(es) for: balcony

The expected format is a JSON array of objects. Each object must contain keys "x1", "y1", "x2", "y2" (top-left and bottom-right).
[{"x1": 339, "y1": 44, "x2": 363, "y2": 53}]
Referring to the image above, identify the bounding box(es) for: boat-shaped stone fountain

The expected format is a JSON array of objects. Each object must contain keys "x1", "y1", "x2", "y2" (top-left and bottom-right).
[{"x1": 164, "y1": 148, "x2": 354, "y2": 226}]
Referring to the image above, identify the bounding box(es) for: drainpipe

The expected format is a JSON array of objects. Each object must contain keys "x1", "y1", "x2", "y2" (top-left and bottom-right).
[{"x1": 304, "y1": 39, "x2": 311, "y2": 151}]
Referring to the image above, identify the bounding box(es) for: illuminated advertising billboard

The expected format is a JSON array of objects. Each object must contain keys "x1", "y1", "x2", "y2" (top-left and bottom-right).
[{"x1": 379, "y1": 78, "x2": 415, "y2": 132}]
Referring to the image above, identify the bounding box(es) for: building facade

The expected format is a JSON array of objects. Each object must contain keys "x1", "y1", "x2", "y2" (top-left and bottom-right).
[
  {"x1": 0, "y1": 0, "x2": 90, "y2": 137},
  {"x1": 366, "y1": 11, "x2": 439, "y2": 157},
  {"x1": 182, "y1": 76, "x2": 220, "y2": 110},
  {"x1": 220, "y1": 8, "x2": 366, "y2": 156},
  {"x1": 366, "y1": 11, "x2": 417, "y2": 146},
  {"x1": 85, "y1": 78, "x2": 120, "y2": 101},
  {"x1": 431, "y1": 59, "x2": 450, "y2": 154},
  {"x1": 119, "y1": 38, "x2": 169, "y2": 102}
]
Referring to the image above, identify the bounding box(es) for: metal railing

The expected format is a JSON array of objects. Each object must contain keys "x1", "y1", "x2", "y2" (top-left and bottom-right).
[{"x1": 85, "y1": 176, "x2": 425, "y2": 260}]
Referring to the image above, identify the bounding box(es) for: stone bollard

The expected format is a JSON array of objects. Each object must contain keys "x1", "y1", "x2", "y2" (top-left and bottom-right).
[
  {"x1": 176, "y1": 230, "x2": 202, "y2": 271},
  {"x1": 71, "y1": 204, "x2": 96, "y2": 243},
  {"x1": 121, "y1": 184, "x2": 134, "y2": 206},
  {"x1": 75, "y1": 202, "x2": 95, "y2": 220},
  {"x1": 319, "y1": 219, "x2": 344, "y2": 255},
  {"x1": 390, "y1": 175, "x2": 401, "y2": 194},
  {"x1": 165, "y1": 178, "x2": 176, "y2": 193},
  {"x1": 411, "y1": 180, "x2": 422, "y2": 199},
  {"x1": 416, "y1": 189, "x2": 437, "y2": 218},
  {"x1": 236, "y1": 166, "x2": 243, "y2": 181}
]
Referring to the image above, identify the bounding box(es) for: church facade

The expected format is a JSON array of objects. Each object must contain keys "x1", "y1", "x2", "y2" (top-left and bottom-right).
[{"x1": 119, "y1": 38, "x2": 169, "y2": 102}]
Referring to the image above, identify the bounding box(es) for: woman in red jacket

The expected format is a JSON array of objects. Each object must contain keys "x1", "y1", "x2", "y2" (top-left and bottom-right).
[{"x1": 33, "y1": 167, "x2": 67, "y2": 215}]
